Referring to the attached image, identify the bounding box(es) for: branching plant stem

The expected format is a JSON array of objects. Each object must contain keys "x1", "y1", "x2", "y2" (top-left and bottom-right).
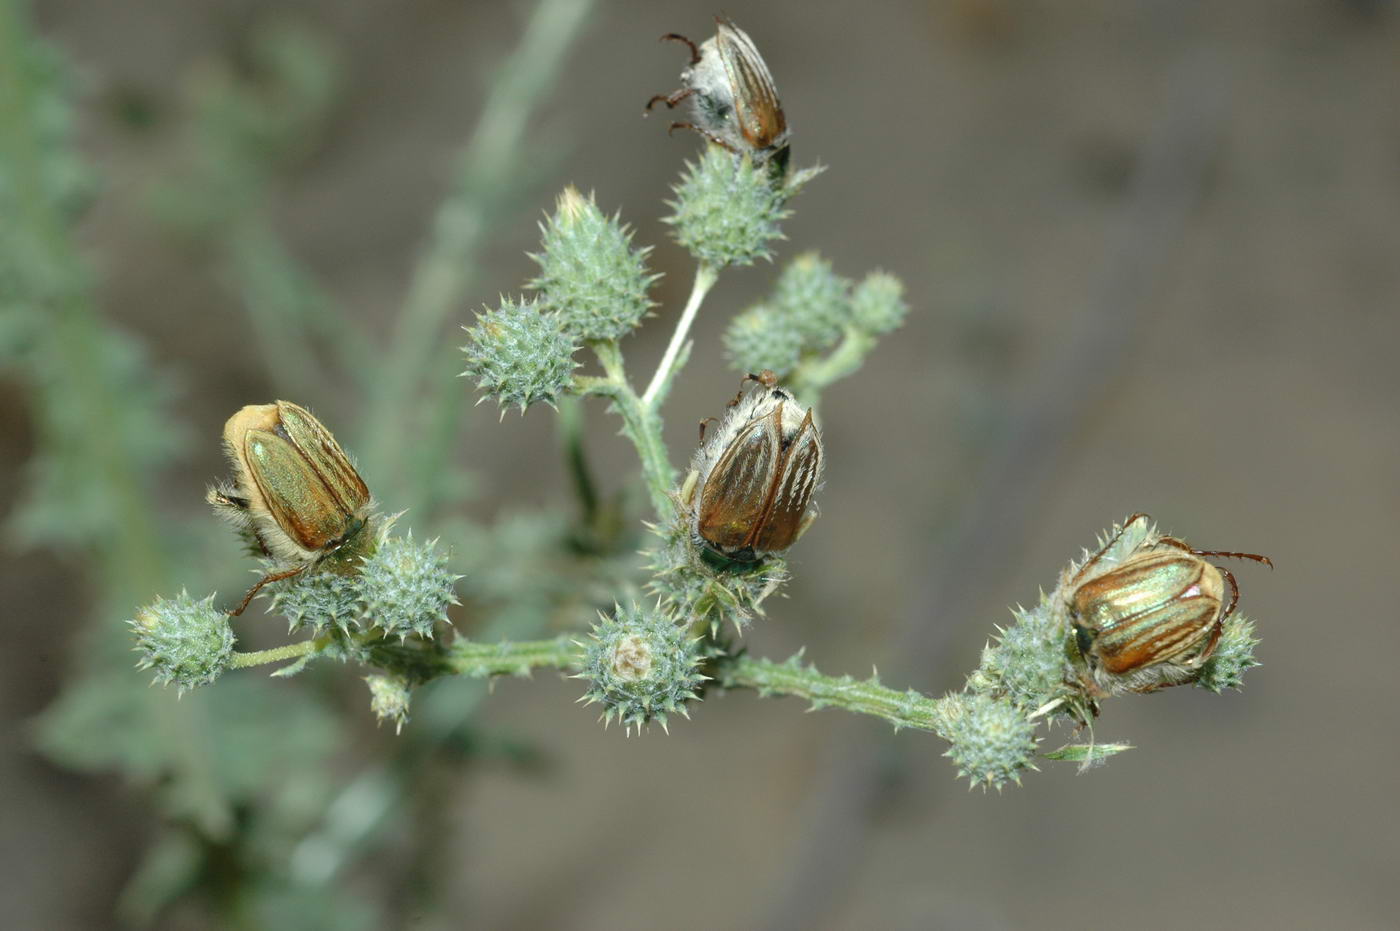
[
  {"x1": 576, "y1": 341, "x2": 676, "y2": 517},
  {"x1": 641, "y1": 262, "x2": 718, "y2": 407}
]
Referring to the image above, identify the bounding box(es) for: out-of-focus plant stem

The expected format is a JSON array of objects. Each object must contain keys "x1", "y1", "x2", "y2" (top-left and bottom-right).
[{"x1": 360, "y1": 0, "x2": 596, "y2": 504}]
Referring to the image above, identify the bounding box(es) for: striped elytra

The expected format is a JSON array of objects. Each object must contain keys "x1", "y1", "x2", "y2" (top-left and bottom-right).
[
  {"x1": 647, "y1": 16, "x2": 791, "y2": 167},
  {"x1": 208, "y1": 400, "x2": 374, "y2": 615},
  {"x1": 1065, "y1": 513, "x2": 1270, "y2": 695},
  {"x1": 687, "y1": 372, "x2": 822, "y2": 561}
]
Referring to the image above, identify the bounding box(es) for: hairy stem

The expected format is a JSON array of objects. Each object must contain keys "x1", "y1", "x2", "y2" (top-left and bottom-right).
[
  {"x1": 722, "y1": 654, "x2": 944, "y2": 732},
  {"x1": 229, "y1": 636, "x2": 332, "y2": 669},
  {"x1": 641, "y1": 261, "x2": 718, "y2": 407},
  {"x1": 791, "y1": 326, "x2": 875, "y2": 409},
  {"x1": 578, "y1": 341, "x2": 676, "y2": 517},
  {"x1": 444, "y1": 635, "x2": 583, "y2": 678}
]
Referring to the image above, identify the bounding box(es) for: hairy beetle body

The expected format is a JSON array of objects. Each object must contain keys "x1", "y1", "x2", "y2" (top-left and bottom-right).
[{"x1": 683, "y1": 372, "x2": 822, "y2": 562}]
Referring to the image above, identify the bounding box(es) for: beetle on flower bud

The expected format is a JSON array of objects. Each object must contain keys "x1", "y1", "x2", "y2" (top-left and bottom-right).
[
  {"x1": 1061, "y1": 513, "x2": 1271, "y2": 697},
  {"x1": 680, "y1": 371, "x2": 822, "y2": 562},
  {"x1": 646, "y1": 16, "x2": 790, "y2": 171},
  {"x1": 207, "y1": 401, "x2": 374, "y2": 615}
]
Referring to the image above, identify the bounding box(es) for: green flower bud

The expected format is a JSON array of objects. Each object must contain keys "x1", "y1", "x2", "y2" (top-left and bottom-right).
[
  {"x1": 771, "y1": 252, "x2": 852, "y2": 352},
  {"x1": 365, "y1": 673, "x2": 412, "y2": 733},
  {"x1": 461, "y1": 297, "x2": 579, "y2": 414},
  {"x1": 664, "y1": 147, "x2": 798, "y2": 268},
  {"x1": 1193, "y1": 614, "x2": 1260, "y2": 693},
  {"x1": 359, "y1": 533, "x2": 461, "y2": 640},
  {"x1": 577, "y1": 602, "x2": 707, "y2": 734},
  {"x1": 528, "y1": 186, "x2": 659, "y2": 342},
  {"x1": 130, "y1": 591, "x2": 235, "y2": 693},
  {"x1": 723, "y1": 304, "x2": 804, "y2": 378},
  {"x1": 850, "y1": 270, "x2": 908, "y2": 336},
  {"x1": 970, "y1": 596, "x2": 1069, "y2": 713},
  {"x1": 934, "y1": 692, "x2": 1039, "y2": 791},
  {"x1": 269, "y1": 566, "x2": 363, "y2": 635}
]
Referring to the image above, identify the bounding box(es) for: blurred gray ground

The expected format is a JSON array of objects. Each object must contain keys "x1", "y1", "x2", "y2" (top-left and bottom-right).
[{"x1": 3, "y1": 0, "x2": 1399, "y2": 928}]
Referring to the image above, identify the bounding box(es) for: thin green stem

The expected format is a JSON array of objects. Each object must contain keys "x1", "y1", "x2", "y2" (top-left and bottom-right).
[
  {"x1": 641, "y1": 262, "x2": 718, "y2": 408},
  {"x1": 557, "y1": 395, "x2": 598, "y2": 523},
  {"x1": 722, "y1": 654, "x2": 944, "y2": 733},
  {"x1": 230, "y1": 636, "x2": 332, "y2": 669},
  {"x1": 582, "y1": 341, "x2": 676, "y2": 516}
]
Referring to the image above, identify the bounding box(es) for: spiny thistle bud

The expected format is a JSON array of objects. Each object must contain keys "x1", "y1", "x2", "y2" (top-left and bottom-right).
[
  {"x1": 645, "y1": 512, "x2": 788, "y2": 637},
  {"x1": 934, "y1": 692, "x2": 1039, "y2": 791},
  {"x1": 1193, "y1": 613, "x2": 1260, "y2": 693},
  {"x1": 723, "y1": 304, "x2": 804, "y2": 378},
  {"x1": 576, "y1": 602, "x2": 707, "y2": 734},
  {"x1": 969, "y1": 595, "x2": 1069, "y2": 714},
  {"x1": 130, "y1": 591, "x2": 235, "y2": 693},
  {"x1": 665, "y1": 147, "x2": 802, "y2": 268},
  {"x1": 365, "y1": 673, "x2": 412, "y2": 733},
  {"x1": 769, "y1": 252, "x2": 852, "y2": 351},
  {"x1": 849, "y1": 270, "x2": 908, "y2": 336},
  {"x1": 527, "y1": 186, "x2": 659, "y2": 342},
  {"x1": 461, "y1": 297, "x2": 579, "y2": 414},
  {"x1": 269, "y1": 566, "x2": 364, "y2": 635},
  {"x1": 358, "y1": 533, "x2": 461, "y2": 640}
]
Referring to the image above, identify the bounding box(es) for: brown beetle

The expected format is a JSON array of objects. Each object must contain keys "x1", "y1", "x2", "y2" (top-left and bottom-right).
[
  {"x1": 1063, "y1": 513, "x2": 1271, "y2": 696},
  {"x1": 208, "y1": 401, "x2": 374, "y2": 615},
  {"x1": 681, "y1": 371, "x2": 822, "y2": 562},
  {"x1": 646, "y1": 16, "x2": 790, "y2": 169}
]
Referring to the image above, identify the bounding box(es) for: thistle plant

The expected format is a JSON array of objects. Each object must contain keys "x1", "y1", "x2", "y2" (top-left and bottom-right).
[{"x1": 128, "y1": 102, "x2": 1267, "y2": 791}]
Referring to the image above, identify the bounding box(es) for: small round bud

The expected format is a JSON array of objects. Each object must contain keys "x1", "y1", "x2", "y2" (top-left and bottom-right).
[
  {"x1": 270, "y1": 567, "x2": 364, "y2": 635},
  {"x1": 359, "y1": 533, "x2": 461, "y2": 640},
  {"x1": 528, "y1": 186, "x2": 659, "y2": 342},
  {"x1": 723, "y1": 304, "x2": 804, "y2": 378},
  {"x1": 971, "y1": 597, "x2": 1068, "y2": 713},
  {"x1": 770, "y1": 252, "x2": 851, "y2": 351},
  {"x1": 935, "y1": 692, "x2": 1038, "y2": 791},
  {"x1": 578, "y1": 602, "x2": 706, "y2": 734},
  {"x1": 664, "y1": 147, "x2": 793, "y2": 268},
  {"x1": 130, "y1": 591, "x2": 235, "y2": 693},
  {"x1": 365, "y1": 673, "x2": 412, "y2": 733},
  {"x1": 1193, "y1": 614, "x2": 1260, "y2": 693},
  {"x1": 461, "y1": 297, "x2": 579, "y2": 414},
  {"x1": 849, "y1": 271, "x2": 908, "y2": 336}
]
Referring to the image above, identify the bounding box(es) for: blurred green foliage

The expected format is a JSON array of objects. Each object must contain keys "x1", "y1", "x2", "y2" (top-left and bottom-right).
[{"x1": 2, "y1": 0, "x2": 600, "y2": 924}]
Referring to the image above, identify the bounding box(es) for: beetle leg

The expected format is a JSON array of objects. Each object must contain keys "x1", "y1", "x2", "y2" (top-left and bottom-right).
[
  {"x1": 667, "y1": 122, "x2": 741, "y2": 154},
  {"x1": 660, "y1": 32, "x2": 701, "y2": 65},
  {"x1": 1217, "y1": 564, "x2": 1241, "y2": 620},
  {"x1": 228, "y1": 564, "x2": 307, "y2": 617},
  {"x1": 698, "y1": 416, "x2": 719, "y2": 443},
  {"x1": 645, "y1": 87, "x2": 697, "y2": 113}
]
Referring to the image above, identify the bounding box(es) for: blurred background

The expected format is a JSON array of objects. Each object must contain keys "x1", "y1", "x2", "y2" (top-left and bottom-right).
[{"x1": 3, "y1": 0, "x2": 1398, "y2": 928}]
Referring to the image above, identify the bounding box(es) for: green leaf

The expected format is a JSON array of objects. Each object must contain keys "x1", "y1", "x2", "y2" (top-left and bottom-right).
[{"x1": 1042, "y1": 741, "x2": 1134, "y2": 763}]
